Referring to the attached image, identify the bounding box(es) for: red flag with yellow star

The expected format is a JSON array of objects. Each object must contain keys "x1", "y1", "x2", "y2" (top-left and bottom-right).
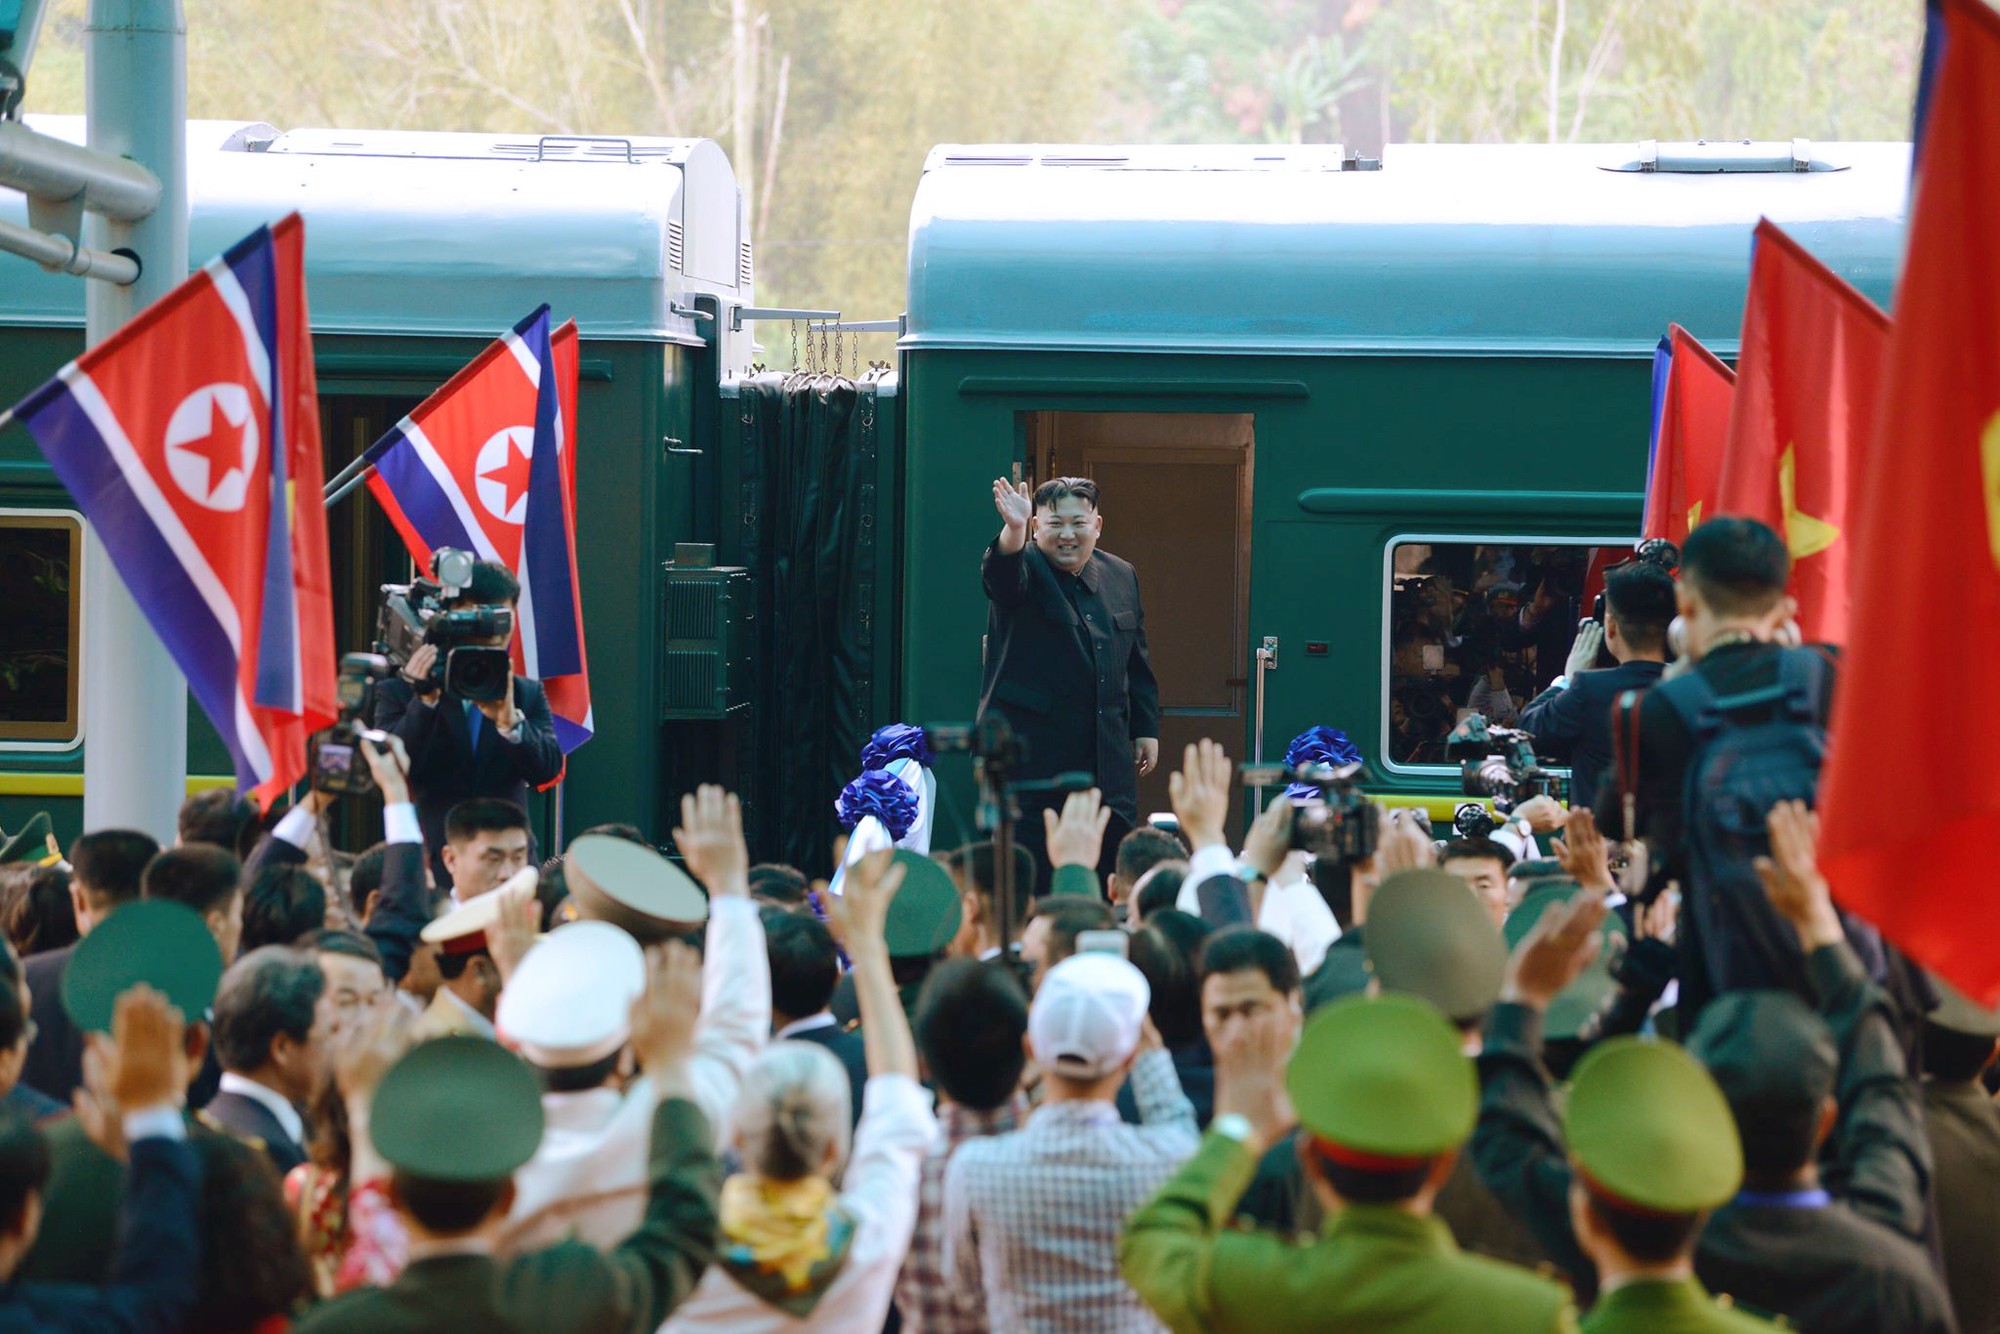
[
  {"x1": 1821, "y1": 0, "x2": 2000, "y2": 1005},
  {"x1": 1712, "y1": 220, "x2": 1889, "y2": 644},
  {"x1": 1643, "y1": 324, "x2": 1736, "y2": 547}
]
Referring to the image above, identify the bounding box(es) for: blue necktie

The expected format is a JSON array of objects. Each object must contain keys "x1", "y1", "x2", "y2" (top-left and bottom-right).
[{"x1": 464, "y1": 700, "x2": 484, "y2": 750}]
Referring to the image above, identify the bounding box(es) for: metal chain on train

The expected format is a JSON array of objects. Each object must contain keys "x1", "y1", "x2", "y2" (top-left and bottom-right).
[
  {"x1": 834, "y1": 323, "x2": 844, "y2": 379},
  {"x1": 790, "y1": 320, "x2": 800, "y2": 371},
  {"x1": 819, "y1": 321, "x2": 830, "y2": 374}
]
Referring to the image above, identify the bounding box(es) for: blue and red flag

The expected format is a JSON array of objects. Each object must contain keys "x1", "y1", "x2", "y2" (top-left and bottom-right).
[
  {"x1": 1642, "y1": 323, "x2": 1736, "y2": 548},
  {"x1": 3, "y1": 214, "x2": 337, "y2": 806},
  {"x1": 360, "y1": 307, "x2": 593, "y2": 752}
]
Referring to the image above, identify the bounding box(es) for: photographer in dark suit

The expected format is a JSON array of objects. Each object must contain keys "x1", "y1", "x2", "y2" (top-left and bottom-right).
[
  {"x1": 372, "y1": 561, "x2": 563, "y2": 877},
  {"x1": 980, "y1": 476, "x2": 1160, "y2": 887},
  {"x1": 1517, "y1": 559, "x2": 1675, "y2": 812}
]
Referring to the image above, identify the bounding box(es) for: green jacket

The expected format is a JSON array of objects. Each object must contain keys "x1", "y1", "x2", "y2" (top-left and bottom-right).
[
  {"x1": 1582, "y1": 1277, "x2": 1778, "y2": 1332},
  {"x1": 294, "y1": 1097, "x2": 719, "y2": 1334},
  {"x1": 1120, "y1": 1127, "x2": 1576, "y2": 1334}
]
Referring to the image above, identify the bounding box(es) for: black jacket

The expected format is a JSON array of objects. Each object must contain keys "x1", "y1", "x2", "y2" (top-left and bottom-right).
[
  {"x1": 978, "y1": 541, "x2": 1159, "y2": 821},
  {"x1": 373, "y1": 673, "x2": 563, "y2": 862},
  {"x1": 1517, "y1": 657, "x2": 1666, "y2": 816},
  {"x1": 243, "y1": 831, "x2": 430, "y2": 984},
  {"x1": 200, "y1": 1088, "x2": 307, "y2": 1176},
  {"x1": 784, "y1": 1020, "x2": 868, "y2": 1131},
  {"x1": 20, "y1": 945, "x2": 82, "y2": 1106}
]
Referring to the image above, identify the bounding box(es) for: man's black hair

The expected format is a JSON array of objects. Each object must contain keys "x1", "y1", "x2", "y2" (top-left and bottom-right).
[
  {"x1": 1131, "y1": 917, "x2": 1203, "y2": 1049},
  {"x1": 749, "y1": 863, "x2": 811, "y2": 906},
  {"x1": 188, "y1": 1131, "x2": 313, "y2": 1329},
  {"x1": 1313, "y1": 1148, "x2": 1434, "y2": 1205},
  {"x1": 1923, "y1": 1022, "x2": 2000, "y2": 1083},
  {"x1": 446, "y1": 560, "x2": 520, "y2": 608},
  {"x1": 178, "y1": 788, "x2": 262, "y2": 860},
  {"x1": 914, "y1": 959, "x2": 1029, "y2": 1111},
  {"x1": 241, "y1": 865, "x2": 327, "y2": 954},
  {"x1": 949, "y1": 841, "x2": 1039, "y2": 906},
  {"x1": 539, "y1": 1051, "x2": 623, "y2": 1094},
  {"x1": 299, "y1": 927, "x2": 383, "y2": 968},
  {"x1": 763, "y1": 909, "x2": 840, "y2": 1022},
  {"x1": 1030, "y1": 895, "x2": 1115, "y2": 969},
  {"x1": 444, "y1": 798, "x2": 529, "y2": 845},
  {"x1": 1680, "y1": 516, "x2": 1791, "y2": 617},
  {"x1": 1439, "y1": 837, "x2": 1516, "y2": 871},
  {"x1": 0, "y1": 1112, "x2": 50, "y2": 1237},
  {"x1": 580, "y1": 822, "x2": 649, "y2": 846},
  {"x1": 4, "y1": 865, "x2": 76, "y2": 958},
  {"x1": 393, "y1": 1172, "x2": 510, "y2": 1233},
  {"x1": 435, "y1": 946, "x2": 490, "y2": 981},
  {"x1": 1198, "y1": 926, "x2": 1301, "y2": 995},
  {"x1": 1133, "y1": 864, "x2": 1188, "y2": 923},
  {"x1": 212, "y1": 946, "x2": 325, "y2": 1074},
  {"x1": 0, "y1": 956, "x2": 27, "y2": 1051},
  {"x1": 1032, "y1": 475, "x2": 1100, "y2": 511},
  {"x1": 1582, "y1": 1192, "x2": 1705, "y2": 1264},
  {"x1": 1733, "y1": 1099, "x2": 1825, "y2": 1182},
  {"x1": 347, "y1": 842, "x2": 389, "y2": 920},
  {"x1": 1115, "y1": 827, "x2": 1188, "y2": 889},
  {"x1": 1604, "y1": 561, "x2": 1678, "y2": 653},
  {"x1": 142, "y1": 844, "x2": 243, "y2": 919},
  {"x1": 68, "y1": 829, "x2": 159, "y2": 913}
]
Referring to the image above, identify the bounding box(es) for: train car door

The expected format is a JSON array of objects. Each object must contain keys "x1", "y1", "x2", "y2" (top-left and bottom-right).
[{"x1": 1029, "y1": 411, "x2": 1254, "y2": 830}]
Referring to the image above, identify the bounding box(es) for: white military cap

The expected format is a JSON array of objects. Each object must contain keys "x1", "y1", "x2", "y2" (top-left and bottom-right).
[{"x1": 495, "y1": 920, "x2": 647, "y2": 1069}]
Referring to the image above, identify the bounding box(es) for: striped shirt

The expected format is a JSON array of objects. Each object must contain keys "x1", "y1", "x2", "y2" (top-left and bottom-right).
[{"x1": 893, "y1": 1092, "x2": 1030, "y2": 1333}]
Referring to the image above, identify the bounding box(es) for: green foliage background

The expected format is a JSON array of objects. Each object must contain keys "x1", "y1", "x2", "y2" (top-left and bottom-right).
[{"x1": 21, "y1": 0, "x2": 1922, "y2": 356}]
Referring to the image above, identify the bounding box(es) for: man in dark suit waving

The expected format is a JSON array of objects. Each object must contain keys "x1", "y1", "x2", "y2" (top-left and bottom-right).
[
  {"x1": 980, "y1": 476, "x2": 1159, "y2": 889},
  {"x1": 373, "y1": 560, "x2": 563, "y2": 879}
]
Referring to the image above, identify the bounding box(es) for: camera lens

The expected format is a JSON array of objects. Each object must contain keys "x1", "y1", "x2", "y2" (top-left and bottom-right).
[{"x1": 446, "y1": 646, "x2": 513, "y2": 702}]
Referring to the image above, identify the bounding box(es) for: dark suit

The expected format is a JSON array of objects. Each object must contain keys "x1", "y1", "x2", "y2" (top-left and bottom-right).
[
  {"x1": 244, "y1": 830, "x2": 430, "y2": 983},
  {"x1": 1924, "y1": 1077, "x2": 2000, "y2": 1334},
  {"x1": 1517, "y1": 658, "x2": 1665, "y2": 814},
  {"x1": 20, "y1": 943, "x2": 83, "y2": 1106},
  {"x1": 372, "y1": 673, "x2": 563, "y2": 880},
  {"x1": 294, "y1": 1097, "x2": 719, "y2": 1334},
  {"x1": 785, "y1": 1018, "x2": 868, "y2": 1130},
  {"x1": 0, "y1": 1131, "x2": 202, "y2": 1333},
  {"x1": 979, "y1": 540, "x2": 1159, "y2": 880},
  {"x1": 200, "y1": 1086, "x2": 307, "y2": 1176}
]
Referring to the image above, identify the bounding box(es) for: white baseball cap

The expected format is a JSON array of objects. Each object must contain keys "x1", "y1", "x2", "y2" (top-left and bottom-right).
[
  {"x1": 496, "y1": 920, "x2": 646, "y2": 1069},
  {"x1": 1029, "y1": 952, "x2": 1151, "y2": 1080}
]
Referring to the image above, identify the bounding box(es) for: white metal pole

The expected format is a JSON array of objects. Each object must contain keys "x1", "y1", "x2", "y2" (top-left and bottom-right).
[{"x1": 80, "y1": 0, "x2": 186, "y2": 839}]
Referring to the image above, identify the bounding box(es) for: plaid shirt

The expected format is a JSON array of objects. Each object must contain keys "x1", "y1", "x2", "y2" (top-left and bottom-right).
[
  {"x1": 893, "y1": 1091, "x2": 1030, "y2": 1334},
  {"x1": 941, "y1": 1049, "x2": 1199, "y2": 1333}
]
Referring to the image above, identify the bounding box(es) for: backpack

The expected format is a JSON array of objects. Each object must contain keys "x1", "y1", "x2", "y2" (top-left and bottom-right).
[{"x1": 1655, "y1": 647, "x2": 1850, "y2": 1003}]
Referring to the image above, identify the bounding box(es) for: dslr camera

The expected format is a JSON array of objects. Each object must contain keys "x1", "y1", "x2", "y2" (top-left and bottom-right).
[
  {"x1": 1445, "y1": 713, "x2": 1567, "y2": 811},
  {"x1": 1241, "y1": 761, "x2": 1379, "y2": 866},
  {"x1": 375, "y1": 547, "x2": 515, "y2": 703},
  {"x1": 309, "y1": 653, "x2": 395, "y2": 796}
]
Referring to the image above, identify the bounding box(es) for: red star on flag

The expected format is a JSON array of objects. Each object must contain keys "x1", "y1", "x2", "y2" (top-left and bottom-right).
[
  {"x1": 176, "y1": 395, "x2": 247, "y2": 500},
  {"x1": 480, "y1": 436, "x2": 533, "y2": 520}
]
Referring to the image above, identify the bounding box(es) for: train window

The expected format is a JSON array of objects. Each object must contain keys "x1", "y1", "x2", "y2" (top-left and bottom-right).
[
  {"x1": 0, "y1": 512, "x2": 83, "y2": 747},
  {"x1": 1385, "y1": 539, "x2": 1633, "y2": 768}
]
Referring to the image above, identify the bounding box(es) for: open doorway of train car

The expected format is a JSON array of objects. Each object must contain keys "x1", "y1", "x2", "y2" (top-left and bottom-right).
[{"x1": 1026, "y1": 411, "x2": 1254, "y2": 831}]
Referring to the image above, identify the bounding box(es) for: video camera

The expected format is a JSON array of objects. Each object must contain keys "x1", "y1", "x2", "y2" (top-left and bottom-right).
[
  {"x1": 308, "y1": 653, "x2": 395, "y2": 796},
  {"x1": 374, "y1": 547, "x2": 515, "y2": 703},
  {"x1": 1445, "y1": 713, "x2": 1566, "y2": 811},
  {"x1": 1588, "y1": 537, "x2": 1681, "y2": 626},
  {"x1": 1240, "y1": 761, "x2": 1379, "y2": 866}
]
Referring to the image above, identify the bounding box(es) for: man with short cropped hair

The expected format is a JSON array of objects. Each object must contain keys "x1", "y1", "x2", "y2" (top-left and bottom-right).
[
  {"x1": 764, "y1": 908, "x2": 867, "y2": 1128},
  {"x1": 21, "y1": 829, "x2": 157, "y2": 1104},
  {"x1": 142, "y1": 844, "x2": 244, "y2": 963},
  {"x1": 1109, "y1": 827, "x2": 1186, "y2": 909},
  {"x1": 1019, "y1": 894, "x2": 1113, "y2": 994},
  {"x1": 1439, "y1": 837, "x2": 1515, "y2": 931},
  {"x1": 1519, "y1": 558, "x2": 1675, "y2": 809},
  {"x1": 240, "y1": 864, "x2": 327, "y2": 954},
  {"x1": 442, "y1": 798, "x2": 532, "y2": 905},
  {"x1": 203, "y1": 946, "x2": 329, "y2": 1174},
  {"x1": 176, "y1": 786, "x2": 261, "y2": 860}
]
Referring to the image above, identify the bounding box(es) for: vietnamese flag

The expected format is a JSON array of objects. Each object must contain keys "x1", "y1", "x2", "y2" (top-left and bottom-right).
[
  {"x1": 1642, "y1": 324, "x2": 1736, "y2": 547},
  {"x1": 1713, "y1": 221, "x2": 1890, "y2": 644},
  {"x1": 1820, "y1": 0, "x2": 2000, "y2": 1004}
]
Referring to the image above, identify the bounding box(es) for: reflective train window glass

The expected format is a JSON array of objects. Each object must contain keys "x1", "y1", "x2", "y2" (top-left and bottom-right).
[
  {"x1": 1386, "y1": 540, "x2": 1631, "y2": 766},
  {"x1": 0, "y1": 514, "x2": 83, "y2": 745}
]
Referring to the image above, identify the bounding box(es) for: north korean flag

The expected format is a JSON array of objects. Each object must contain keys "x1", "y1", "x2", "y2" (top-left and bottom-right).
[
  {"x1": 3, "y1": 215, "x2": 337, "y2": 805},
  {"x1": 1642, "y1": 324, "x2": 1736, "y2": 548},
  {"x1": 360, "y1": 306, "x2": 592, "y2": 752}
]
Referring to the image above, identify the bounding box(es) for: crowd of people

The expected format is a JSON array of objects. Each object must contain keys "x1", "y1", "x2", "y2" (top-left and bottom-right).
[{"x1": 0, "y1": 506, "x2": 1989, "y2": 1334}]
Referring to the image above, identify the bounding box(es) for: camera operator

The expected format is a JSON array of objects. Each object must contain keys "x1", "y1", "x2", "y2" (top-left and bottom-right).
[
  {"x1": 1517, "y1": 559, "x2": 1675, "y2": 809},
  {"x1": 371, "y1": 561, "x2": 562, "y2": 876}
]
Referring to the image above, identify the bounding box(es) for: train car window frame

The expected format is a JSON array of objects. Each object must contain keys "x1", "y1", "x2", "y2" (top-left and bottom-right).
[
  {"x1": 1378, "y1": 533, "x2": 1635, "y2": 779},
  {"x1": 0, "y1": 509, "x2": 84, "y2": 751}
]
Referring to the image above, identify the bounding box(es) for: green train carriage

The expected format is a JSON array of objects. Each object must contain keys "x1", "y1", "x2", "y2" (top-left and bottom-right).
[{"x1": 0, "y1": 126, "x2": 1910, "y2": 861}]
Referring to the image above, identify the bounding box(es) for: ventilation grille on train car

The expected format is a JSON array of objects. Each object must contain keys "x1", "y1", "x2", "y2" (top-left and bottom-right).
[
  {"x1": 659, "y1": 565, "x2": 753, "y2": 719},
  {"x1": 668, "y1": 222, "x2": 686, "y2": 272},
  {"x1": 739, "y1": 240, "x2": 754, "y2": 288},
  {"x1": 666, "y1": 581, "x2": 719, "y2": 639},
  {"x1": 662, "y1": 651, "x2": 718, "y2": 711}
]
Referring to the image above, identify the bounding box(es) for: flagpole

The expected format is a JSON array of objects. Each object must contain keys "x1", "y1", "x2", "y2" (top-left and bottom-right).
[
  {"x1": 323, "y1": 467, "x2": 374, "y2": 509},
  {"x1": 79, "y1": 0, "x2": 188, "y2": 840},
  {"x1": 321, "y1": 450, "x2": 373, "y2": 499}
]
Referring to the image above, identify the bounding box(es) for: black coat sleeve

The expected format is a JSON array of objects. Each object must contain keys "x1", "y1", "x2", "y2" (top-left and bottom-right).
[
  {"x1": 1471, "y1": 1002, "x2": 1596, "y2": 1292},
  {"x1": 981, "y1": 538, "x2": 1031, "y2": 609},
  {"x1": 499, "y1": 679, "x2": 564, "y2": 788},
  {"x1": 1127, "y1": 576, "x2": 1161, "y2": 741},
  {"x1": 371, "y1": 677, "x2": 448, "y2": 781},
  {"x1": 363, "y1": 841, "x2": 431, "y2": 984}
]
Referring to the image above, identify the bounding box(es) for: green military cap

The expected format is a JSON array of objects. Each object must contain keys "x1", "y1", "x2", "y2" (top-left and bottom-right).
[
  {"x1": 62, "y1": 899, "x2": 224, "y2": 1034},
  {"x1": 1503, "y1": 882, "x2": 1627, "y2": 1041},
  {"x1": 1685, "y1": 990, "x2": 1836, "y2": 1111},
  {"x1": 565, "y1": 833, "x2": 708, "y2": 944},
  {"x1": 1565, "y1": 1037, "x2": 1742, "y2": 1213},
  {"x1": 0, "y1": 812, "x2": 53, "y2": 865},
  {"x1": 1365, "y1": 869, "x2": 1506, "y2": 1026},
  {"x1": 884, "y1": 850, "x2": 962, "y2": 959},
  {"x1": 1927, "y1": 978, "x2": 2000, "y2": 1038},
  {"x1": 370, "y1": 1035, "x2": 545, "y2": 1181},
  {"x1": 1287, "y1": 992, "x2": 1476, "y2": 1159},
  {"x1": 1509, "y1": 858, "x2": 1569, "y2": 886}
]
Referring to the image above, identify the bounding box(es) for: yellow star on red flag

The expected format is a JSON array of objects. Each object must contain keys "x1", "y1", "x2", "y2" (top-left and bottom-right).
[{"x1": 1779, "y1": 443, "x2": 1840, "y2": 560}]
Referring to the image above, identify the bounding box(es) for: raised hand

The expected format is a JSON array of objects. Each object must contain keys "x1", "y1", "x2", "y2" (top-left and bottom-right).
[
  {"x1": 1552, "y1": 807, "x2": 1614, "y2": 892},
  {"x1": 1377, "y1": 809, "x2": 1437, "y2": 876},
  {"x1": 360, "y1": 732, "x2": 411, "y2": 805},
  {"x1": 993, "y1": 477, "x2": 1033, "y2": 534},
  {"x1": 1500, "y1": 894, "x2": 1607, "y2": 1011},
  {"x1": 629, "y1": 940, "x2": 707, "y2": 1092},
  {"x1": 1754, "y1": 800, "x2": 1842, "y2": 950},
  {"x1": 1240, "y1": 793, "x2": 1295, "y2": 882},
  {"x1": 1168, "y1": 739, "x2": 1233, "y2": 851},
  {"x1": 1045, "y1": 788, "x2": 1112, "y2": 871},
  {"x1": 673, "y1": 784, "x2": 750, "y2": 899}
]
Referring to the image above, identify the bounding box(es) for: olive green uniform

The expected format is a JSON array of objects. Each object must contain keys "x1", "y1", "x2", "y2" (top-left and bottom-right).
[
  {"x1": 1582, "y1": 1277, "x2": 1776, "y2": 1333},
  {"x1": 1121, "y1": 1128, "x2": 1575, "y2": 1334},
  {"x1": 1925, "y1": 1078, "x2": 2000, "y2": 1333}
]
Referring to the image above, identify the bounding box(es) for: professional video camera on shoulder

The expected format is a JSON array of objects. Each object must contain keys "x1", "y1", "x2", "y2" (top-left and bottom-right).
[
  {"x1": 1588, "y1": 537, "x2": 1680, "y2": 627},
  {"x1": 374, "y1": 546, "x2": 516, "y2": 703},
  {"x1": 309, "y1": 652, "x2": 395, "y2": 796},
  {"x1": 1445, "y1": 712, "x2": 1567, "y2": 811},
  {"x1": 1240, "y1": 760, "x2": 1379, "y2": 866}
]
